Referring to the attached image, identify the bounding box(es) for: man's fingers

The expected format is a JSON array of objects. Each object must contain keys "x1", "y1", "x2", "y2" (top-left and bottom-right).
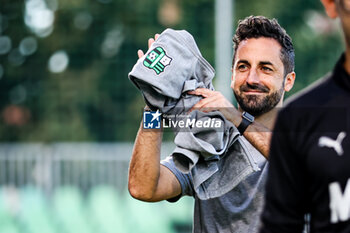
[
  {"x1": 189, "y1": 95, "x2": 221, "y2": 112},
  {"x1": 192, "y1": 102, "x2": 219, "y2": 113},
  {"x1": 188, "y1": 88, "x2": 214, "y2": 97},
  {"x1": 149, "y1": 34, "x2": 159, "y2": 49},
  {"x1": 148, "y1": 38, "x2": 155, "y2": 48},
  {"x1": 137, "y1": 34, "x2": 160, "y2": 59},
  {"x1": 137, "y1": 49, "x2": 144, "y2": 59}
]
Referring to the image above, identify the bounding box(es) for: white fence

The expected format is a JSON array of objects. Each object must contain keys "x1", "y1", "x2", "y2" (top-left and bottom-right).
[{"x1": 0, "y1": 142, "x2": 176, "y2": 194}]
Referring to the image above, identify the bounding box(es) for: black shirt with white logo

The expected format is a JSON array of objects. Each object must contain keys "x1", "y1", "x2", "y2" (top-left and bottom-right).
[{"x1": 260, "y1": 54, "x2": 350, "y2": 233}]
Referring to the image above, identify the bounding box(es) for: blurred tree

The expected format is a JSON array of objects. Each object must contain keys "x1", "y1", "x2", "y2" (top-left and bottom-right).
[{"x1": 0, "y1": 0, "x2": 344, "y2": 142}]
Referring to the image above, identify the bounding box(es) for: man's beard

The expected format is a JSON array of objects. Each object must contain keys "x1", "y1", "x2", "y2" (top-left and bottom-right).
[{"x1": 234, "y1": 83, "x2": 284, "y2": 117}]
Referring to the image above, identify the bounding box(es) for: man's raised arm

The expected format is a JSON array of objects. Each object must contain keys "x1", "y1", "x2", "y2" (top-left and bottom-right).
[{"x1": 128, "y1": 121, "x2": 182, "y2": 202}]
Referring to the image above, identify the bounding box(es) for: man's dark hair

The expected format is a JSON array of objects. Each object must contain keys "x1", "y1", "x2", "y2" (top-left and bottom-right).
[{"x1": 232, "y1": 15, "x2": 295, "y2": 76}]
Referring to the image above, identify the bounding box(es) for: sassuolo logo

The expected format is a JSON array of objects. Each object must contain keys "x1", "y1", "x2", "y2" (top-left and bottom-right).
[{"x1": 143, "y1": 47, "x2": 172, "y2": 74}]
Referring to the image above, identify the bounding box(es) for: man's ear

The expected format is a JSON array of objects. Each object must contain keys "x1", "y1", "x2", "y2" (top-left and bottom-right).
[
  {"x1": 321, "y1": 0, "x2": 338, "y2": 19},
  {"x1": 284, "y1": 72, "x2": 296, "y2": 92},
  {"x1": 230, "y1": 72, "x2": 235, "y2": 90}
]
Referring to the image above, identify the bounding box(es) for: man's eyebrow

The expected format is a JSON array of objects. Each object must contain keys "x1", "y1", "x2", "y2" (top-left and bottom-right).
[
  {"x1": 259, "y1": 61, "x2": 275, "y2": 67},
  {"x1": 236, "y1": 60, "x2": 250, "y2": 65}
]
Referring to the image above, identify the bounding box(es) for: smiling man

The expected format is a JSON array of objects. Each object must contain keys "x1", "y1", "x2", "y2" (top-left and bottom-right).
[
  {"x1": 233, "y1": 38, "x2": 288, "y2": 116},
  {"x1": 128, "y1": 16, "x2": 295, "y2": 233}
]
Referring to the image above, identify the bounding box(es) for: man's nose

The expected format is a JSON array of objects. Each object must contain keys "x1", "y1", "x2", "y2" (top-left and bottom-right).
[{"x1": 246, "y1": 69, "x2": 260, "y2": 85}]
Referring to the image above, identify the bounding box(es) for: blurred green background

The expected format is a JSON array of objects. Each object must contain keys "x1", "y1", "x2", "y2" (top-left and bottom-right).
[
  {"x1": 0, "y1": 0, "x2": 345, "y2": 232},
  {"x1": 0, "y1": 0, "x2": 343, "y2": 142}
]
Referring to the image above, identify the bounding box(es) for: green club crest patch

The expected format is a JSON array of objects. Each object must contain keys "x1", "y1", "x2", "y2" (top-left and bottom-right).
[{"x1": 143, "y1": 47, "x2": 172, "y2": 74}]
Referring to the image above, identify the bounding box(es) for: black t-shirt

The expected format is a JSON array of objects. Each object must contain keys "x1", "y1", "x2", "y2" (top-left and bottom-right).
[{"x1": 260, "y1": 54, "x2": 350, "y2": 233}]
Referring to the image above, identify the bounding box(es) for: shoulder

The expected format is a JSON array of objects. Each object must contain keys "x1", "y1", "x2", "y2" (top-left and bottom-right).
[
  {"x1": 161, "y1": 156, "x2": 192, "y2": 182},
  {"x1": 277, "y1": 72, "x2": 337, "y2": 128},
  {"x1": 284, "y1": 72, "x2": 333, "y2": 109},
  {"x1": 161, "y1": 156, "x2": 194, "y2": 197}
]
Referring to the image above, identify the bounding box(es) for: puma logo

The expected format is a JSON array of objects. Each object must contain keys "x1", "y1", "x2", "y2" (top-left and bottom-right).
[{"x1": 318, "y1": 132, "x2": 346, "y2": 156}]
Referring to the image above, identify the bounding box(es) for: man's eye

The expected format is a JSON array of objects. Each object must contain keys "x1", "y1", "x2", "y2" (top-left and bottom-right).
[
  {"x1": 262, "y1": 66, "x2": 273, "y2": 72},
  {"x1": 238, "y1": 65, "x2": 248, "y2": 71}
]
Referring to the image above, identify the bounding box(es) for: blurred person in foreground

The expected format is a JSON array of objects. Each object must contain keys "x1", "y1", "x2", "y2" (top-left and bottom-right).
[
  {"x1": 129, "y1": 16, "x2": 296, "y2": 233},
  {"x1": 260, "y1": 1, "x2": 350, "y2": 232}
]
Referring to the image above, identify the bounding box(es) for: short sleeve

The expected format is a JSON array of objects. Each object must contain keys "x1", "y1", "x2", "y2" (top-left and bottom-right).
[{"x1": 161, "y1": 155, "x2": 194, "y2": 202}]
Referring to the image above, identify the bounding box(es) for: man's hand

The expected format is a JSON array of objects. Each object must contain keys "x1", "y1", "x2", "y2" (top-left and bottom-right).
[
  {"x1": 137, "y1": 34, "x2": 160, "y2": 59},
  {"x1": 189, "y1": 88, "x2": 272, "y2": 158},
  {"x1": 188, "y1": 88, "x2": 242, "y2": 126}
]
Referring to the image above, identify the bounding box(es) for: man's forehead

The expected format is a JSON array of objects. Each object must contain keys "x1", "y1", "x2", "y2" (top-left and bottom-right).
[{"x1": 235, "y1": 37, "x2": 283, "y2": 65}]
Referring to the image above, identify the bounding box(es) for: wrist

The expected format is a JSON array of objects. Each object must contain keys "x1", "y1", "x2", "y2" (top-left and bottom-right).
[
  {"x1": 237, "y1": 111, "x2": 254, "y2": 135},
  {"x1": 230, "y1": 111, "x2": 243, "y2": 127}
]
